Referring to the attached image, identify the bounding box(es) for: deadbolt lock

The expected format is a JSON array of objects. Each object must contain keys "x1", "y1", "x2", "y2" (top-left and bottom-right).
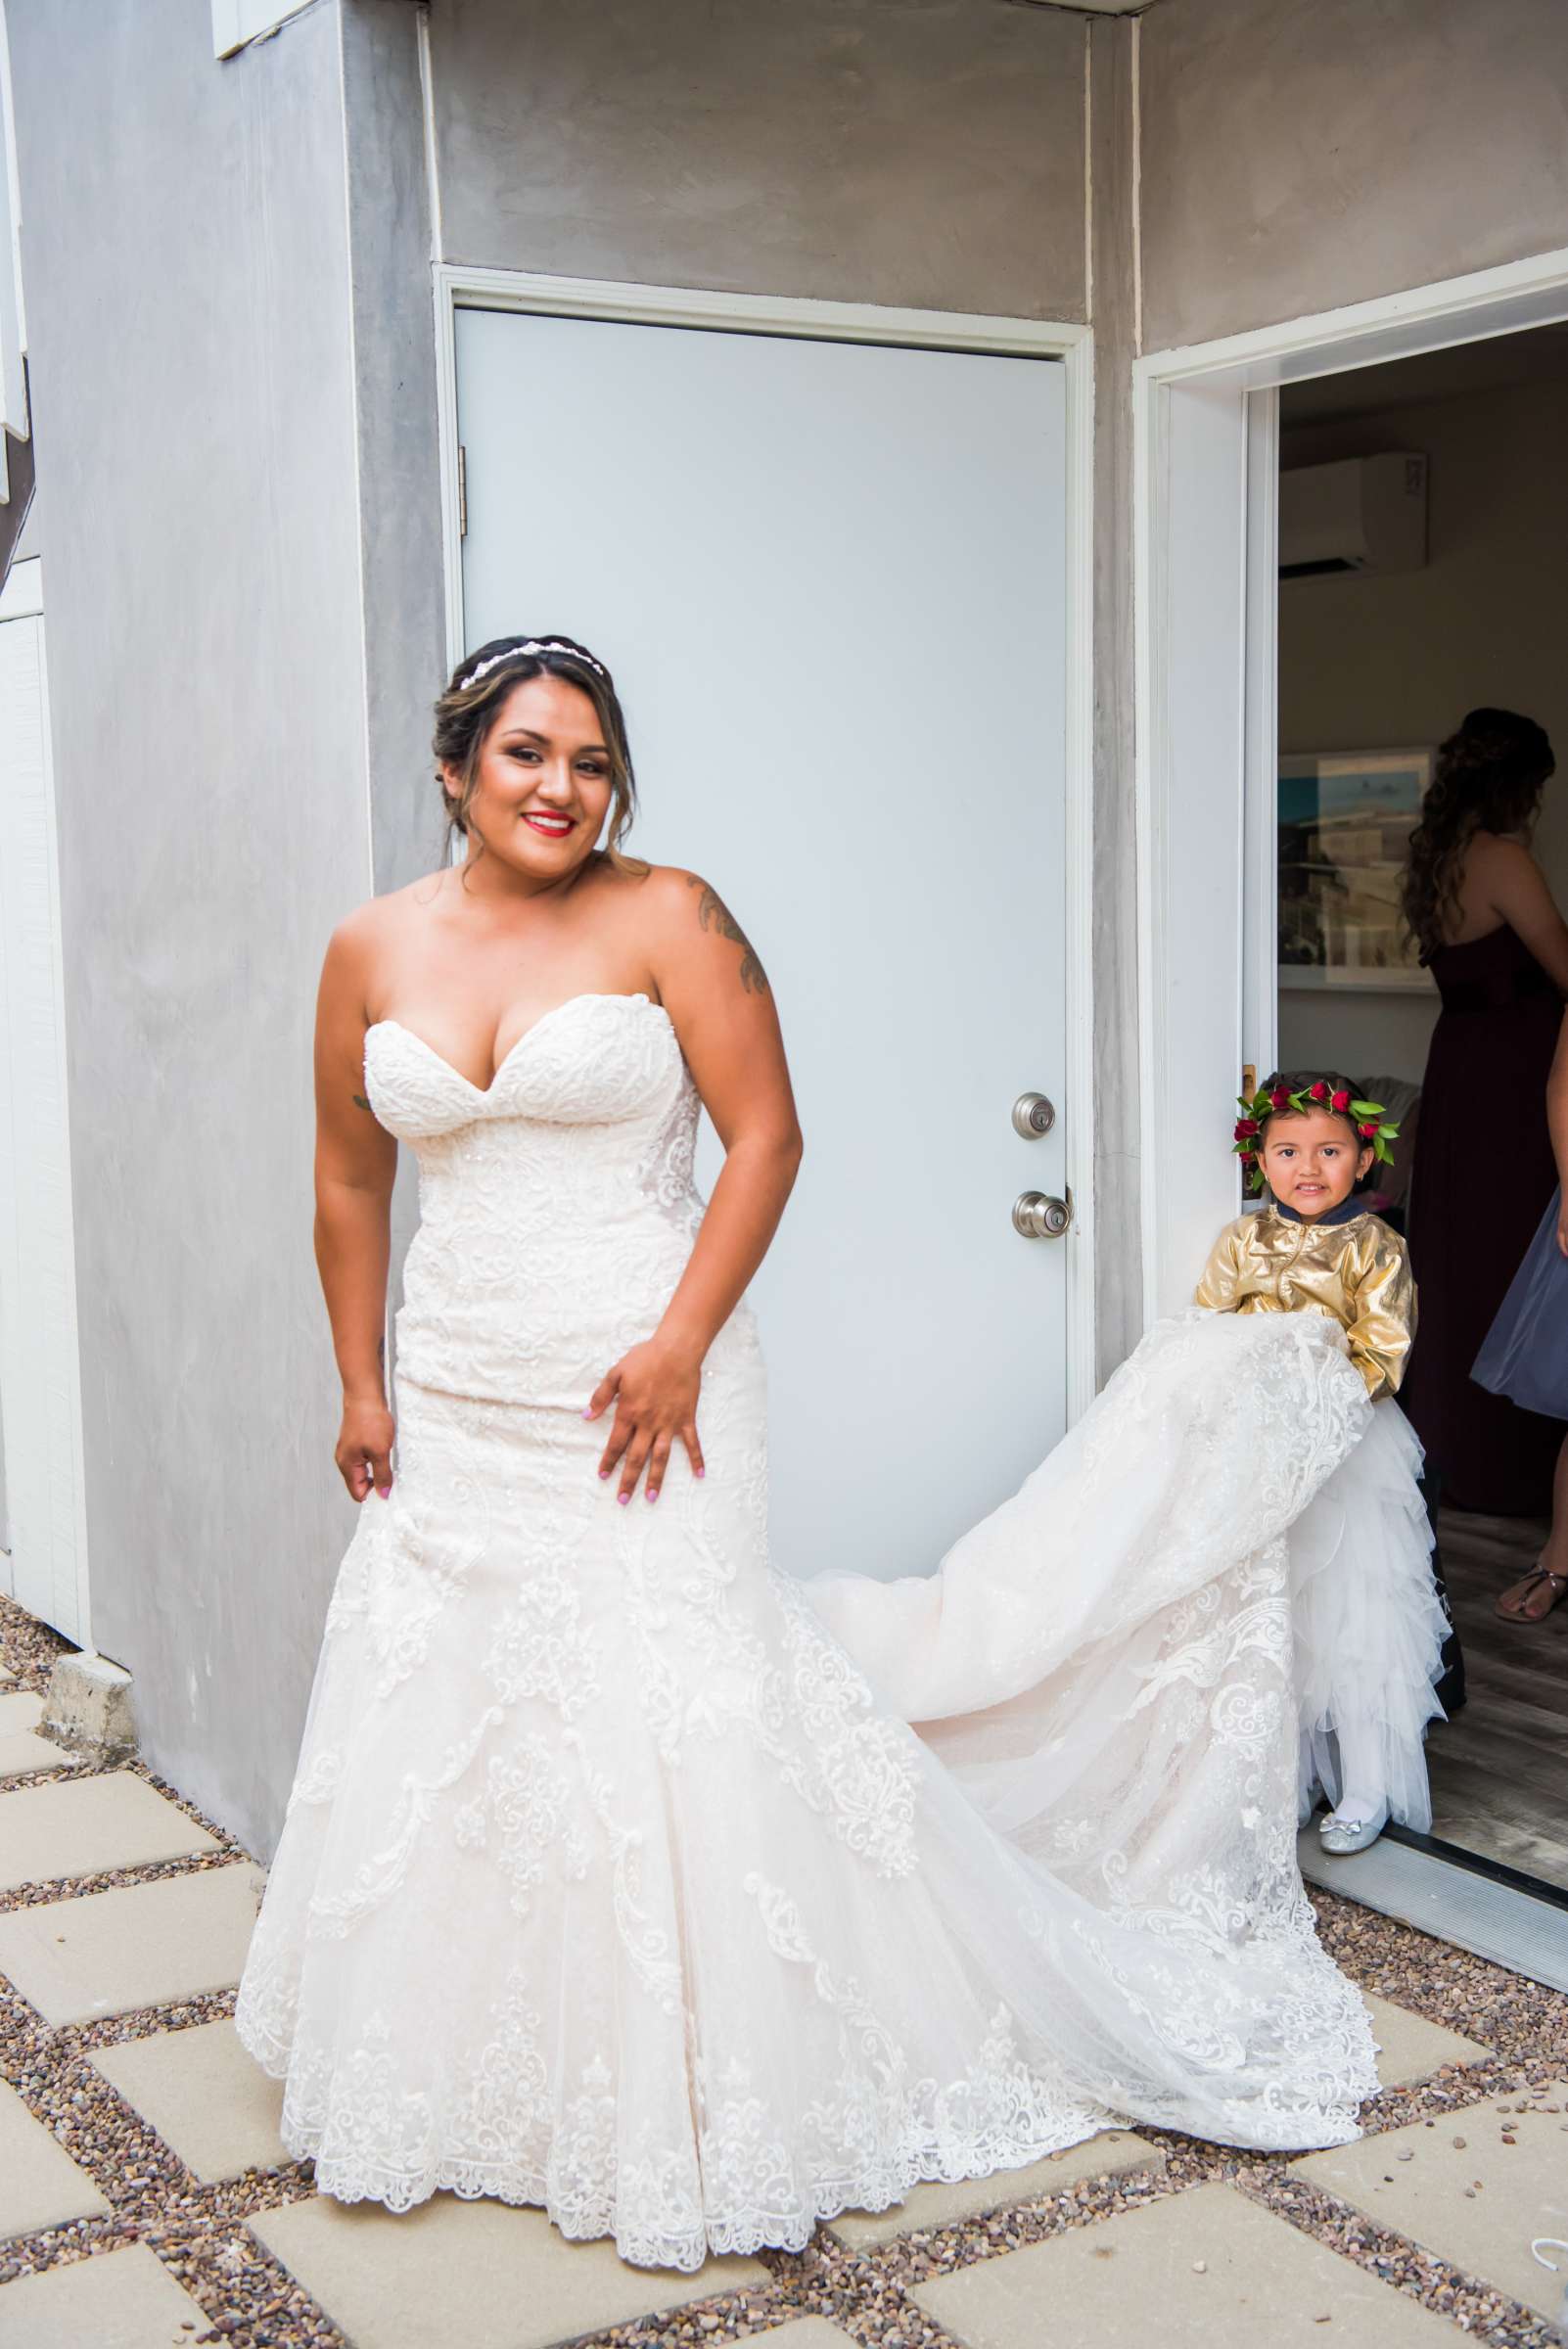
[{"x1": 1012, "y1": 1091, "x2": 1057, "y2": 1138}]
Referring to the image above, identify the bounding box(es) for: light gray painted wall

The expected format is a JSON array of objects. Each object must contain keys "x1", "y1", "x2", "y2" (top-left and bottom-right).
[
  {"x1": 7, "y1": 0, "x2": 371, "y2": 1859},
  {"x1": 427, "y1": 0, "x2": 1089, "y2": 320},
  {"x1": 339, "y1": 1, "x2": 447, "y2": 1417},
  {"x1": 341, "y1": 2, "x2": 447, "y2": 898},
  {"x1": 1087, "y1": 16, "x2": 1140, "y2": 1381},
  {"x1": 1139, "y1": 0, "x2": 1568, "y2": 351}
]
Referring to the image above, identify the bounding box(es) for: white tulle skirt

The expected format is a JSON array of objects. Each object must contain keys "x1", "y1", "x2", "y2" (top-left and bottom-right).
[
  {"x1": 1287, "y1": 1396, "x2": 1447, "y2": 1830},
  {"x1": 805, "y1": 1321, "x2": 1448, "y2": 1850}
]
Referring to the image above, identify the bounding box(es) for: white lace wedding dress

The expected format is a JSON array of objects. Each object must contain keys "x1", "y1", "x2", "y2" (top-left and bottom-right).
[{"x1": 234, "y1": 991, "x2": 1381, "y2": 2271}]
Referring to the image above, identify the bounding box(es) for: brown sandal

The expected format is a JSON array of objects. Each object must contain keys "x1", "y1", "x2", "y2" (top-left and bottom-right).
[{"x1": 1495, "y1": 1565, "x2": 1568, "y2": 1624}]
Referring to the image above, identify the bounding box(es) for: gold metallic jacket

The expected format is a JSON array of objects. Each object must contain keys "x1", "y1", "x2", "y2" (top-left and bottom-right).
[{"x1": 1194, "y1": 1205, "x2": 1416, "y2": 1402}]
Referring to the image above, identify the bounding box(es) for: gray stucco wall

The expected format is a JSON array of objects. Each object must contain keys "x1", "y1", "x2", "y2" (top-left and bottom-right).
[
  {"x1": 341, "y1": 2, "x2": 447, "y2": 897},
  {"x1": 1087, "y1": 15, "x2": 1140, "y2": 1382},
  {"x1": 7, "y1": 0, "x2": 372, "y2": 1859},
  {"x1": 1139, "y1": 0, "x2": 1568, "y2": 351},
  {"x1": 339, "y1": 1, "x2": 448, "y2": 1428},
  {"x1": 428, "y1": 0, "x2": 1088, "y2": 320}
]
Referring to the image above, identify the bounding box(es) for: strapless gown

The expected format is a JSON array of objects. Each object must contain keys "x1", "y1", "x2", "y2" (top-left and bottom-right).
[{"x1": 235, "y1": 992, "x2": 1381, "y2": 2272}]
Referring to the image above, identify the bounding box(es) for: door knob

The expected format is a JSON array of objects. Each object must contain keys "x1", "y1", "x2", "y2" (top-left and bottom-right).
[
  {"x1": 1013, "y1": 1187, "x2": 1074, "y2": 1240},
  {"x1": 1011, "y1": 1090, "x2": 1056, "y2": 1138}
]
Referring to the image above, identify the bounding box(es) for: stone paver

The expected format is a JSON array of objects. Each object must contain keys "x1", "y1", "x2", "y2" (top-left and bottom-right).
[
  {"x1": 0, "y1": 1731, "x2": 74, "y2": 1776},
  {"x1": 251, "y1": 2191, "x2": 771, "y2": 2349},
  {"x1": 91, "y1": 2017, "x2": 289, "y2": 2183},
  {"x1": 0, "y1": 2077, "x2": 110, "y2": 2239},
  {"x1": 0, "y1": 1770, "x2": 218, "y2": 1890},
  {"x1": 0, "y1": 2238, "x2": 211, "y2": 2348},
  {"x1": 1296, "y1": 2083, "x2": 1568, "y2": 2326},
  {"x1": 0, "y1": 1690, "x2": 71, "y2": 1775},
  {"x1": 826, "y1": 2128, "x2": 1165, "y2": 2249},
  {"x1": 912, "y1": 2182, "x2": 1459, "y2": 2347},
  {"x1": 0, "y1": 1861, "x2": 264, "y2": 2024},
  {"x1": 1364, "y1": 1991, "x2": 1493, "y2": 2086}
]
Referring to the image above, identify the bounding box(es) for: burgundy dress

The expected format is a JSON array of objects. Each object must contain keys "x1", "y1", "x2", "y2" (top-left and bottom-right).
[{"x1": 1403, "y1": 923, "x2": 1565, "y2": 1513}]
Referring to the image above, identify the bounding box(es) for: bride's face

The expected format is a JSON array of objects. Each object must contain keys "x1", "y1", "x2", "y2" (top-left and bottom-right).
[{"x1": 451, "y1": 674, "x2": 616, "y2": 881}]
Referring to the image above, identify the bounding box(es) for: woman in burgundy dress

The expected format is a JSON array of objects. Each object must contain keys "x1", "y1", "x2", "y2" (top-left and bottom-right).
[{"x1": 1401, "y1": 710, "x2": 1568, "y2": 1616}]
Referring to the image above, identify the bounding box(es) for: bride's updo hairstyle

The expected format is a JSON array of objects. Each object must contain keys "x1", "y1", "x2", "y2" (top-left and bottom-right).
[
  {"x1": 432, "y1": 633, "x2": 648, "y2": 876},
  {"x1": 1400, "y1": 706, "x2": 1554, "y2": 962}
]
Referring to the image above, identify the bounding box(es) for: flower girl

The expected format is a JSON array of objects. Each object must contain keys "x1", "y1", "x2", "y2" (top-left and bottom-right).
[
  {"x1": 1202, "y1": 1072, "x2": 1451, "y2": 1853},
  {"x1": 806, "y1": 1070, "x2": 1454, "y2": 1897}
]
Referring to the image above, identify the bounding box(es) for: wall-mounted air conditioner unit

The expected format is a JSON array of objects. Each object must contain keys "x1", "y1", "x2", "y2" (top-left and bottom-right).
[{"x1": 1278, "y1": 452, "x2": 1428, "y2": 578}]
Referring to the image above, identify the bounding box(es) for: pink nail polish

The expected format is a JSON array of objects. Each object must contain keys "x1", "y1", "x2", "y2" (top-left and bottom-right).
[
  {"x1": 581, "y1": 1406, "x2": 594, "y2": 1418},
  {"x1": 617, "y1": 1492, "x2": 630, "y2": 1506},
  {"x1": 695, "y1": 1467, "x2": 705, "y2": 1480},
  {"x1": 646, "y1": 1488, "x2": 659, "y2": 1503},
  {"x1": 598, "y1": 1469, "x2": 610, "y2": 1481},
  {"x1": 377, "y1": 1485, "x2": 392, "y2": 1498}
]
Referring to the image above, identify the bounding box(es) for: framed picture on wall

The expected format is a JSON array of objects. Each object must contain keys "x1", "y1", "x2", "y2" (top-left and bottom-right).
[{"x1": 1278, "y1": 747, "x2": 1436, "y2": 993}]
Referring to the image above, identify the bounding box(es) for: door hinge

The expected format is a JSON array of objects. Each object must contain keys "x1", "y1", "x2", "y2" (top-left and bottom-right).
[
  {"x1": 457, "y1": 442, "x2": 467, "y2": 539},
  {"x1": 1242, "y1": 1063, "x2": 1257, "y2": 1101}
]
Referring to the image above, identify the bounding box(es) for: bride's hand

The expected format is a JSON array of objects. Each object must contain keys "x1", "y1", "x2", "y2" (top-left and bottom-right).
[
  {"x1": 585, "y1": 1338, "x2": 706, "y2": 1504},
  {"x1": 336, "y1": 1397, "x2": 395, "y2": 1502}
]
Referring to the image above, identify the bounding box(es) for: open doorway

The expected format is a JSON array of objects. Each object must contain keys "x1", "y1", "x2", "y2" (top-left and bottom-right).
[{"x1": 1272, "y1": 323, "x2": 1568, "y2": 1897}]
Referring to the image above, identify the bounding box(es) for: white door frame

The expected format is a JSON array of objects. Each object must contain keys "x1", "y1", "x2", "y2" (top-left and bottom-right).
[
  {"x1": 0, "y1": 554, "x2": 92, "y2": 1644},
  {"x1": 1133, "y1": 244, "x2": 1568, "y2": 1325},
  {"x1": 431, "y1": 264, "x2": 1099, "y2": 1421}
]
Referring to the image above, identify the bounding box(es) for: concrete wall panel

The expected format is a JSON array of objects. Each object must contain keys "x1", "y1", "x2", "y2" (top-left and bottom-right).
[
  {"x1": 429, "y1": 0, "x2": 1089, "y2": 321},
  {"x1": 1139, "y1": 0, "x2": 1568, "y2": 352},
  {"x1": 7, "y1": 0, "x2": 370, "y2": 1858}
]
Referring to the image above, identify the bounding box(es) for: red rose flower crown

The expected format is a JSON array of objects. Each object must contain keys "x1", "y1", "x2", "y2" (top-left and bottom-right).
[{"x1": 1232, "y1": 1080, "x2": 1401, "y2": 1198}]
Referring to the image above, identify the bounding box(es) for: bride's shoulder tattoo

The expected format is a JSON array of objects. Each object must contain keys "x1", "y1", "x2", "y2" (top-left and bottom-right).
[
  {"x1": 352, "y1": 1091, "x2": 374, "y2": 1112},
  {"x1": 686, "y1": 873, "x2": 769, "y2": 995}
]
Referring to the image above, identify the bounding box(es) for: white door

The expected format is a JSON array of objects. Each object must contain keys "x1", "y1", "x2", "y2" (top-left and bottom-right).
[
  {"x1": 455, "y1": 307, "x2": 1071, "y2": 1583},
  {"x1": 0, "y1": 557, "x2": 91, "y2": 1639}
]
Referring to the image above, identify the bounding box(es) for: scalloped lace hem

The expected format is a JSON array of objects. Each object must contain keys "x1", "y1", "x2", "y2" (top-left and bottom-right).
[{"x1": 264, "y1": 2110, "x2": 1117, "y2": 2271}]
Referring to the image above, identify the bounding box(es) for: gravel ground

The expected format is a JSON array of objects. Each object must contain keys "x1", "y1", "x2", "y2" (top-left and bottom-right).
[{"x1": 2, "y1": 1590, "x2": 1565, "y2": 2349}]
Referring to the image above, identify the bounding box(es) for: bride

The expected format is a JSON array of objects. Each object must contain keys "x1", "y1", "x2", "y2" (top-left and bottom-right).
[{"x1": 235, "y1": 633, "x2": 1381, "y2": 2273}]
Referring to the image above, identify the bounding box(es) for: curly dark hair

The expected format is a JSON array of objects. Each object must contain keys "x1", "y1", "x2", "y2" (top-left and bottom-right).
[
  {"x1": 1400, "y1": 707, "x2": 1554, "y2": 962},
  {"x1": 431, "y1": 633, "x2": 648, "y2": 878}
]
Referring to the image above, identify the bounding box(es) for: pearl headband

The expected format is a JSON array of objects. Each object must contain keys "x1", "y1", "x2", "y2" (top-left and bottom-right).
[{"x1": 460, "y1": 639, "x2": 608, "y2": 689}]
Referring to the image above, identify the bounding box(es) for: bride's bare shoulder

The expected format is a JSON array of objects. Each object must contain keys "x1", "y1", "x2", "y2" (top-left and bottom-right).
[{"x1": 628, "y1": 862, "x2": 770, "y2": 999}]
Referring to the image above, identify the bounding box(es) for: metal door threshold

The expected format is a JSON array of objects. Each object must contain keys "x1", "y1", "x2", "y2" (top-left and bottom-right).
[{"x1": 1299, "y1": 1824, "x2": 1568, "y2": 1993}]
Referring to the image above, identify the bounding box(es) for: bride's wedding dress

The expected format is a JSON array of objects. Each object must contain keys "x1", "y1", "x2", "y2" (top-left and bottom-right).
[{"x1": 235, "y1": 992, "x2": 1380, "y2": 2272}]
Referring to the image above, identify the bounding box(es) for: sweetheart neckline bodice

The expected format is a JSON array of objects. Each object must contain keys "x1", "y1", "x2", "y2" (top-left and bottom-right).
[{"x1": 365, "y1": 992, "x2": 674, "y2": 1101}]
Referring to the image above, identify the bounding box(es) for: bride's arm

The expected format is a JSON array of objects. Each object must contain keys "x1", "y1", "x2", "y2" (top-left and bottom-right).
[
  {"x1": 585, "y1": 867, "x2": 804, "y2": 1504},
  {"x1": 313, "y1": 909, "x2": 400, "y2": 1500}
]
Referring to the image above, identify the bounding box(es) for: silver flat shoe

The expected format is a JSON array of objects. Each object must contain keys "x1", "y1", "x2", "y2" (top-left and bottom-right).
[{"x1": 1317, "y1": 1800, "x2": 1389, "y2": 1856}]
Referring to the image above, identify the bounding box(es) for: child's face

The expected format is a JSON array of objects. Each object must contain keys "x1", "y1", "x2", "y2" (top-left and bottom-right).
[{"x1": 1259, "y1": 1110, "x2": 1374, "y2": 1220}]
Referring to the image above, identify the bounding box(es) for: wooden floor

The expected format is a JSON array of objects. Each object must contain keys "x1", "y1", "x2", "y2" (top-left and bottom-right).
[{"x1": 1424, "y1": 1504, "x2": 1568, "y2": 1893}]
